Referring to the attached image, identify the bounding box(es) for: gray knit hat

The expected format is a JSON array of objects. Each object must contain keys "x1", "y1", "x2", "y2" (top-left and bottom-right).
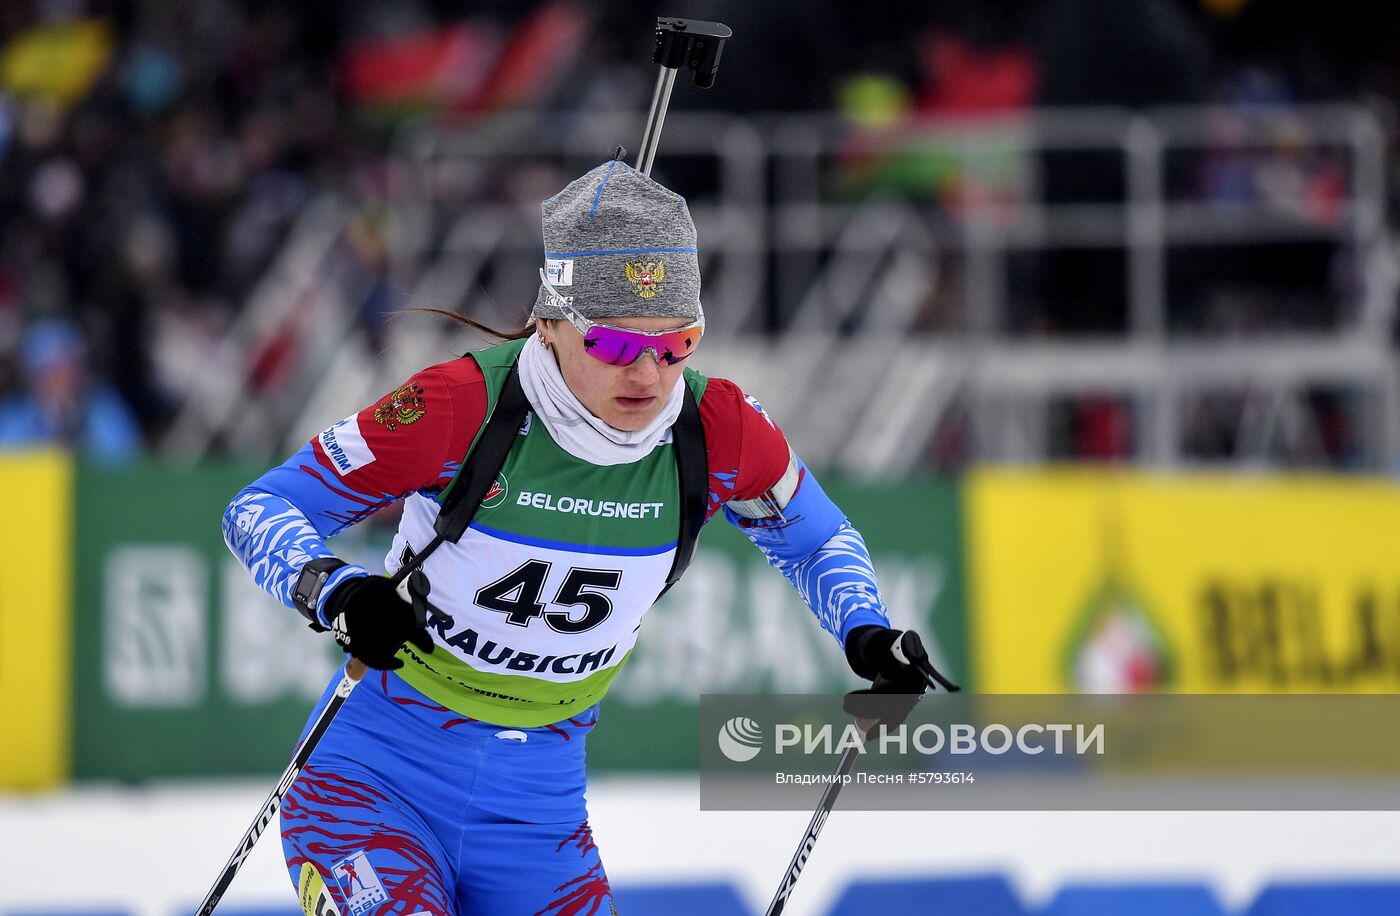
[{"x1": 532, "y1": 159, "x2": 703, "y2": 322}]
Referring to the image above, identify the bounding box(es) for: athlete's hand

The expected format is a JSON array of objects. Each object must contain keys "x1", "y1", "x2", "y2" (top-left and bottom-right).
[
  {"x1": 842, "y1": 626, "x2": 945, "y2": 725},
  {"x1": 323, "y1": 575, "x2": 434, "y2": 670}
]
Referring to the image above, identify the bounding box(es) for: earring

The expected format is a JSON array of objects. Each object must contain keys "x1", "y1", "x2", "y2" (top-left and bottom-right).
[{"x1": 539, "y1": 336, "x2": 549, "y2": 349}]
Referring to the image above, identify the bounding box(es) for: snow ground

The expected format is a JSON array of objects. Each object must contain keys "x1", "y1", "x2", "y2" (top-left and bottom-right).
[{"x1": 1, "y1": 777, "x2": 1397, "y2": 914}]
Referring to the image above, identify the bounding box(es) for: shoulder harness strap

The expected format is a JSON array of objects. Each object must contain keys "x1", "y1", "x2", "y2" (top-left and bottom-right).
[
  {"x1": 433, "y1": 365, "x2": 529, "y2": 544},
  {"x1": 659, "y1": 382, "x2": 707, "y2": 599},
  {"x1": 392, "y1": 364, "x2": 530, "y2": 584}
]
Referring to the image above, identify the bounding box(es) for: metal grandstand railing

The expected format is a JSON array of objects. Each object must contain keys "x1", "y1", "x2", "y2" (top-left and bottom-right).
[{"x1": 163, "y1": 105, "x2": 1399, "y2": 473}]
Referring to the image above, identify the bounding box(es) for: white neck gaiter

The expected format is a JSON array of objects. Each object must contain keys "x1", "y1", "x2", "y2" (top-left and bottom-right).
[{"x1": 516, "y1": 332, "x2": 685, "y2": 466}]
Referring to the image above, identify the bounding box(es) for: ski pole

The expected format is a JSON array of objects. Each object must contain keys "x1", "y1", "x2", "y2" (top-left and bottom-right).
[
  {"x1": 194, "y1": 657, "x2": 367, "y2": 916},
  {"x1": 764, "y1": 733, "x2": 868, "y2": 916},
  {"x1": 634, "y1": 17, "x2": 732, "y2": 177},
  {"x1": 195, "y1": 573, "x2": 430, "y2": 915},
  {"x1": 764, "y1": 642, "x2": 961, "y2": 916}
]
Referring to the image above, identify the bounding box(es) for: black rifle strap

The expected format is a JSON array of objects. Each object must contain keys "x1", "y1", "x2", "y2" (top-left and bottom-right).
[
  {"x1": 391, "y1": 365, "x2": 530, "y2": 585},
  {"x1": 436, "y1": 365, "x2": 531, "y2": 543},
  {"x1": 659, "y1": 382, "x2": 707, "y2": 599}
]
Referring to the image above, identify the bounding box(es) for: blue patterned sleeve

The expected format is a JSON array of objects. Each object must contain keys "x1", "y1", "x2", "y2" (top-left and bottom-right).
[
  {"x1": 221, "y1": 443, "x2": 382, "y2": 627},
  {"x1": 224, "y1": 363, "x2": 473, "y2": 626},
  {"x1": 725, "y1": 458, "x2": 891, "y2": 644}
]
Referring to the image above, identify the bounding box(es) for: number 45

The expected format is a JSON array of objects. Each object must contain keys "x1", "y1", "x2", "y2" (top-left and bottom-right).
[{"x1": 475, "y1": 560, "x2": 621, "y2": 634}]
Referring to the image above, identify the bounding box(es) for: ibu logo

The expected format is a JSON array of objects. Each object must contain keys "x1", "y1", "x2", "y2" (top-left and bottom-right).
[
  {"x1": 718, "y1": 716, "x2": 764, "y2": 762},
  {"x1": 545, "y1": 257, "x2": 574, "y2": 286},
  {"x1": 333, "y1": 851, "x2": 387, "y2": 916}
]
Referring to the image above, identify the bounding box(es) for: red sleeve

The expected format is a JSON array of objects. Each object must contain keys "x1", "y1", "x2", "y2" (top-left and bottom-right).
[
  {"x1": 697, "y1": 377, "x2": 792, "y2": 522},
  {"x1": 310, "y1": 357, "x2": 488, "y2": 500}
]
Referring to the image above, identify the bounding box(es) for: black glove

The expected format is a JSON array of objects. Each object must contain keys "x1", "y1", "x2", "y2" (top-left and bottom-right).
[
  {"x1": 843, "y1": 625, "x2": 955, "y2": 725},
  {"x1": 323, "y1": 575, "x2": 434, "y2": 670}
]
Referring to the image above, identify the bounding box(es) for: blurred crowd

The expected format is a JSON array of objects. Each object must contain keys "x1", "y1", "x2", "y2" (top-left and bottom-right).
[
  {"x1": 0, "y1": 0, "x2": 355, "y2": 460},
  {"x1": 0, "y1": 0, "x2": 1397, "y2": 463}
]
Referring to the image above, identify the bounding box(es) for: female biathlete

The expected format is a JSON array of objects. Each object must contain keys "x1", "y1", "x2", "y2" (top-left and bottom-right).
[{"x1": 223, "y1": 160, "x2": 935, "y2": 916}]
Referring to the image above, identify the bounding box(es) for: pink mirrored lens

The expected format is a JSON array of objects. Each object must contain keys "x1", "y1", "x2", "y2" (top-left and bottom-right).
[{"x1": 582, "y1": 325, "x2": 701, "y2": 366}]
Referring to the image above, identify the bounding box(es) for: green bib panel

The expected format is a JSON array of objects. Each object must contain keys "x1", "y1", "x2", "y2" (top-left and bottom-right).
[{"x1": 390, "y1": 338, "x2": 708, "y2": 726}]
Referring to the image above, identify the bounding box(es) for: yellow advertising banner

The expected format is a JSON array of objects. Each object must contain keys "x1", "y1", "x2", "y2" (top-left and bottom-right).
[
  {"x1": 0, "y1": 451, "x2": 71, "y2": 788},
  {"x1": 968, "y1": 469, "x2": 1400, "y2": 693}
]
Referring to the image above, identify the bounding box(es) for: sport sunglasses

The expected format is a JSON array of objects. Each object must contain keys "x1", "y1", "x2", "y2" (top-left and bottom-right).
[{"x1": 538, "y1": 268, "x2": 704, "y2": 367}]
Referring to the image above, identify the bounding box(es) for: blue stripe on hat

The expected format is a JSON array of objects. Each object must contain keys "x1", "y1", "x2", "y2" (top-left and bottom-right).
[
  {"x1": 587, "y1": 158, "x2": 621, "y2": 220},
  {"x1": 544, "y1": 246, "x2": 698, "y2": 258}
]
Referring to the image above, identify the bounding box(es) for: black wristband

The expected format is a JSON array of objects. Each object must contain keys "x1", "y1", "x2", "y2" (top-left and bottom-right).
[
  {"x1": 844, "y1": 624, "x2": 893, "y2": 681},
  {"x1": 292, "y1": 557, "x2": 348, "y2": 626}
]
